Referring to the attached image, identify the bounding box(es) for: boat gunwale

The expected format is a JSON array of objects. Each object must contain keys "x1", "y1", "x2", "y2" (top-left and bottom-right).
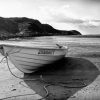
[{"x1": 1, "y1": 44, "x2": 67, "y2": 50}]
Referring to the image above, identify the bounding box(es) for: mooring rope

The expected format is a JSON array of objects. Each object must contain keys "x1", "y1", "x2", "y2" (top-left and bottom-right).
[
  {"x1": 3, "y1": 53, "x2": 49, "y2": 100},
  {"x1": 0, "y1": 46, "x2": 87, "y2": 100},
  {"x1": 0, "y1": 56, "x2": 6, "y2": 63}
]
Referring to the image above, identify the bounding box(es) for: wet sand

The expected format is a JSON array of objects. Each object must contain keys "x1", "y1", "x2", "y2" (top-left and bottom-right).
[{"x1": 0, "y1": 36, "x2": 100, "y2": 100}]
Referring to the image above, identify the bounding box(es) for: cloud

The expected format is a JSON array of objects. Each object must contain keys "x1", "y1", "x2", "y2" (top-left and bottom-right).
[
  {"x1": 39, "y1": 5, "x2": 100, "y2": 26},
  {"x1": 78, "y1": 23, "x2": 100, "y2": 35},
  {"x1": 52, "y1": 15, "x2": 100, "y2": 27},
  {"x1": 57, "y1": 0, "x2": 100, "y2": 2},
  {"x1": 93, "y1": 20, "x2": 100, "y2": 22},
  {"x1": 50, "y1": 14, "x2": 84, "y2": 24},
  {"x1": 39, "y1": 5, "x2": 84, "y2": 24},
  {"x1": 38, "y1": 0, "x2": 100, "y2": 35},
  {"x1": 81, "y1": 20, "x2": 100, "y2": 27},
  {"x1": 77, "y1": 19, "x2": 100, "y2": 35}
]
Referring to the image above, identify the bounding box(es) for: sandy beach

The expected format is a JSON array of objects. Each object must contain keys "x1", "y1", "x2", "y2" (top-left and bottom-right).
[{"x1": 0, "y1": 36, "x2": 100, "y2": 100}]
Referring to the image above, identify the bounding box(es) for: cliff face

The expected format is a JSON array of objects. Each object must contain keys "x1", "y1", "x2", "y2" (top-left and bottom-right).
[
  {"x1": 0, "y1": 17, "x2": 19, "y2": 33},
  {"x1": 0, "y1": 17, "x2": 81, "y2": 39}
]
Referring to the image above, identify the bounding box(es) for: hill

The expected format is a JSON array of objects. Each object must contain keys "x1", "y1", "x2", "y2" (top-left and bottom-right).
[{"x1": 0, "y1": 17, "x2": 81, "y2": 39}]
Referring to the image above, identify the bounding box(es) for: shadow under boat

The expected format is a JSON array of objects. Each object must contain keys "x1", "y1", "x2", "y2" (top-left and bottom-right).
[{"x1": 23, "y1": 57, "x2": 99, "y2": 100}]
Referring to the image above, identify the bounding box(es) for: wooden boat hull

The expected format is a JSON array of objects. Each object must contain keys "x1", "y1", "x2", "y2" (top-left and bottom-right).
[{"x1": 2, "y1": 44, "x2": 67, "y2": 73}]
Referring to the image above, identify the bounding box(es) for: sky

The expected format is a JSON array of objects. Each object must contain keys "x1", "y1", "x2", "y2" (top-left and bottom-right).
[{"x1": 0, "y1": 0, "x2": 100, "y2": 35}]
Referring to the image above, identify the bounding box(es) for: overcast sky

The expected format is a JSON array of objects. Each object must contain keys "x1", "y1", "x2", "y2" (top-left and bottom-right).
[{"x1": 0, "y1": 0, "x2": 100, "y2": 35}]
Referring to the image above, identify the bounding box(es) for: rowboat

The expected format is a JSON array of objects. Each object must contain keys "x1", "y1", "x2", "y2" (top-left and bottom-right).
[{"x1": 0, "y1": 43, "x2": 68, "y2": 73}]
